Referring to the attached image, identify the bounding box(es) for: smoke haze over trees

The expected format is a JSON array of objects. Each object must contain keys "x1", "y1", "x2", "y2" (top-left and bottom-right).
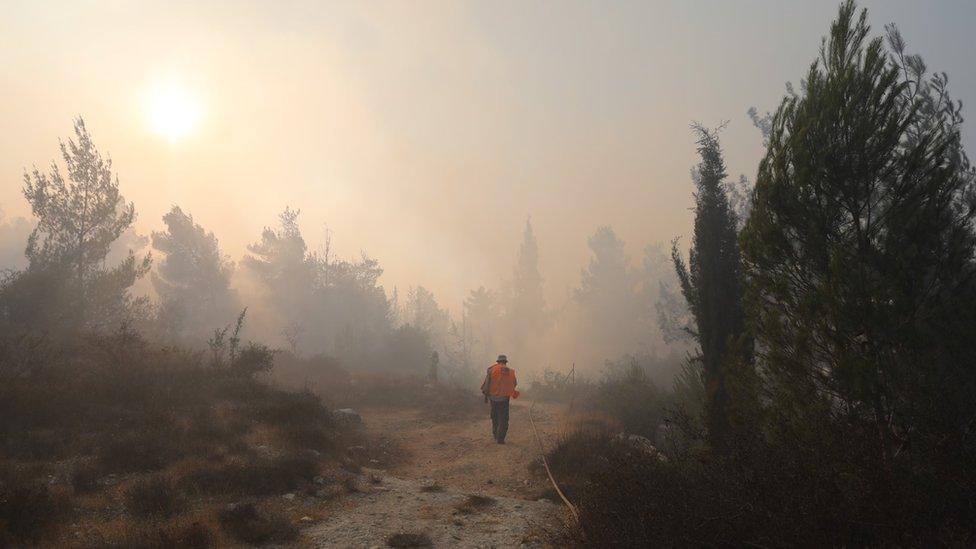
[
  {"x1": 1, "y1": 1, "x2": 975, "y2": 545},
  {"x1": 0, "y1": 119, "x2": 694, "y2": 382}
]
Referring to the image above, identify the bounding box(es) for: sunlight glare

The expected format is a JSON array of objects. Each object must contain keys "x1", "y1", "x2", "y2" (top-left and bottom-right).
[{"x1": 146, "y1": 81, "x2": 200, "y2": 141}]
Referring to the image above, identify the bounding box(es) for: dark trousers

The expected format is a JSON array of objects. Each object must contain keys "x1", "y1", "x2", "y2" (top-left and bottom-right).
[{"x1": 490, "y1": 398, "x2": 510, "y2": 442}]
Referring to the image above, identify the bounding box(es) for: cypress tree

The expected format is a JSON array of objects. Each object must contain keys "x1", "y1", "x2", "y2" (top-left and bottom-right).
[{"x1": 672, "y1": 125, "x2": 752, "y2": 451}]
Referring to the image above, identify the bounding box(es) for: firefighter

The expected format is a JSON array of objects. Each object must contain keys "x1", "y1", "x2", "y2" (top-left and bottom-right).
[{"x1": 480, "y1": 354, "x2": 520, "y2": 444}]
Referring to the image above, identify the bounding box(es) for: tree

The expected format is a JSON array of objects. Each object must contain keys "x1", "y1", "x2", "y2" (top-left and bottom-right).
[
  {"x1": 151, "y1": 206, "x2": 237, "y2": 343},
  {"x1": 0, "y1": 209, "x2": 32, "y2": 271},
  {"x1": 404, "y1": 285, "x2": 451, "y2": 352},
  {"x1": 672, "y1": 125, "x2": 752, "y2": 451},
  {"x1": 740, "y1": 1, "x2": 976, "y2": 459},
  {"x1": 19, "y1": 118, "x2": 150, "y2": 331},
  {"x1": 574, "y1": 226, "x2": 645, "y2": 363},
  {"x1": 646, "y1": 243, "x2": 694, "y2": 345},
  {"x1": 242, "y1": 207, "x2": 317, "y2": 338},
  {"x1": 316, "y1": 251, "x2": 392, "y2": 361},
  {"x1": 465, "y1": 286, "x2": 501, "y2": 366},
  {"x1": 506, "y1": 217, "x2": 548, "y2": 349},
  {"x1": 577, "y1": 226, "x2": 633, "y2": 309}
]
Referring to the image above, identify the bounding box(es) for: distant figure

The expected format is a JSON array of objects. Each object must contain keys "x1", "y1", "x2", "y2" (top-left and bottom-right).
[
  {"x1": 428, "y1": 350, "x2": 439, "y2": 382},
  {"x1": 480, "y1": 354, "x2": 520, "y2": 444}
]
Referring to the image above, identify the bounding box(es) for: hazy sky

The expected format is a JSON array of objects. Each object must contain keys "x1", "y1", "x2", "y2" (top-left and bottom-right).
[{"x1": 2, "y1": 0, "x2": 974, "y2": 312}]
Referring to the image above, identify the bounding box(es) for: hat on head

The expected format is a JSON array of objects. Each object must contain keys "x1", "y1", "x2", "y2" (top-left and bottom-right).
[{"x1": 497, "y1": 354, "x2": 508, "y2": 363}]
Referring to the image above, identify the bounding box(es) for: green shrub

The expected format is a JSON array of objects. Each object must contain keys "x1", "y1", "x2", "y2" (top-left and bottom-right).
[{"x1": 594, "y1": 358, "x2": 667, "y2": 439}]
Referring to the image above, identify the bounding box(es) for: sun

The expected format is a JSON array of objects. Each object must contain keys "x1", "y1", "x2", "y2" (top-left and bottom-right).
[{"x1": 146, "y1": 81, "x2": 200, "y2": 141}]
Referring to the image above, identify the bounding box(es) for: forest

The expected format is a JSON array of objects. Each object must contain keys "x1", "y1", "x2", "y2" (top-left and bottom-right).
[{"x1": 1, "y1": 1, "x2": 975, "y2": 547}]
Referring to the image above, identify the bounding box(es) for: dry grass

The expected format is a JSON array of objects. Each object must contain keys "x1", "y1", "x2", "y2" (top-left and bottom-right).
[
  {"x1": 96, "y1": 515, "x2": 219, "y2": 548},
  {"x1": 181, "y1": 454, "x2": 319, "y2": 497},
  {"x1": 0, "y1": 331, "x2": 347, "y2": 546},
  {"x1": 124, "y1": 475, "x2": 186, "y2": 519},
  {"x1": 272, "y1": 359, "x2": 483, "y2": 421}
]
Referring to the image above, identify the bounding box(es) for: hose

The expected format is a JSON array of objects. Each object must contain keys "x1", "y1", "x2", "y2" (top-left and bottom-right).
[{"x1": 528, "y1": 398, "x2": 580, "y2": 524}]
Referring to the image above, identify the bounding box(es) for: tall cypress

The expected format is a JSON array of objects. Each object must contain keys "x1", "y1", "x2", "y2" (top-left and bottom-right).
[{"x1": 673, "y1": 126, "x2": 752, "y2": 451}]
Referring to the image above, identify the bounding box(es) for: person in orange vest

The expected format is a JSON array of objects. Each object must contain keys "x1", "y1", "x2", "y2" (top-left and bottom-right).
[{"x1": 480, "y1": 354, "x2": 520, "y2": 444}]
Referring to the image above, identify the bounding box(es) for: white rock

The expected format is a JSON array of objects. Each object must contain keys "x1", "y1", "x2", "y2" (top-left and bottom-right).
[
  {"x1": 614, "y1": 433, "x2": 661, "y2": 457},
  {"x1": 333, "y1": 408, "x2": 363, "y2": 424}
]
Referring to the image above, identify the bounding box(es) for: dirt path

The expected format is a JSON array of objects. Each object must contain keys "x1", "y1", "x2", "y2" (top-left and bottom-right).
[{"x1": 306, "y1": 401, "x2": 569, "y2": 547}]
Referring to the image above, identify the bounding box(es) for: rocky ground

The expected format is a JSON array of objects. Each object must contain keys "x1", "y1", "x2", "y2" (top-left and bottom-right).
[
  {"x1": 305, "y1": 401, "x2": 570, "y2": 547},
  {"x1": 306, "y1": 473, "x2": 559, "y2": 547}
]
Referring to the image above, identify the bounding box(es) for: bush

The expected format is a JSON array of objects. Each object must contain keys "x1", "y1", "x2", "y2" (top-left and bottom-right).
[
  {"x1": 593, "y1": 358, "x2": 668, "y2": 439},
  {"x1": 97, "y1": 428, "x2": 182, "y2": 474},
  {"x1": 125, "y1": 475, "x2": 185, "y2": 519},
  {"x1": 71, "y1": 461, "x2": 100, "y2": 494},
  {"x1": 183, "y1": 454, "x2": 319, "y2": 497},
  {"x1": 554, "y1": 417, "x2": 976, "y2": 546},
  {"x1": 387, "y1": 531, "x2": 433, "y2": 547},
  {"x1": 250, "y1": 390, "x2": 331, "y2": 428},
  {"x1": 0, "y1": 326, "x2": 344, "y2": 546},
  {"x1": 0, "y1": 478, "x2": 64, "y2": 545},
  {"x1": 527, "y1": 367, "x2": 593, "y2": 403},
  {"x1": 97, "y1": 518, "x2": 217, "y2": 549},
  {"x1": 218, "y1": 502, "x2": 297, "y2": 544},
  {"x1": 149, "y1": 521, "x2": 215, "y2": 549},
  {"x1": 229, "y1": 342, "x2": 276, "y2": 377},
  {"x1": 326, "y1": 372, "x2": 481, "y2": 420}
]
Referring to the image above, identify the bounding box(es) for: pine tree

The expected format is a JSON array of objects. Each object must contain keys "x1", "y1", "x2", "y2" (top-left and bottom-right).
[
  {"x1": 151, "y1": 206, "x2": 237, "y2": 342},
  {"x1": 577, "y1": 226, "x2": 633, "y2": 309},
  {"x1": 507, "y1": 217, "x2": 548, "y2": 349},
  {"x1": 405, "y1": 285, "x2": 451, "y2": 353},
  {"x1": 672, "y1": 125, "x2": 751, "y2": 451},
  {"x1": 575, "y1": 226, "x2": 645, "y2": 364},
  {"x1": 20, "y1": 117, "x2": 150, "y2": 331},
  {"x1": 242, "y1": 207, "x2": 316, "y2": 313},
  {"x1": 740, "y1": 1, "x2": 976, "y2": 458}
]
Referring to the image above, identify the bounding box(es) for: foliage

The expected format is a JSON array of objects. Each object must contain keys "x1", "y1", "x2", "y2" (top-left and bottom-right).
[
  {"x1": 403, "y1": 285, "x2": 451, "y2": 351},
  {"x1": 572, "y1": 226, "x2": 648, "y2": 363},
  {"x1": 741, "y1": 0, "x2": 976, "y2": 464},
  {"x1": 671, "y1": 125, "x2": 753, "y2": 451},
  {"x1": 0, "y1": 328, "x2": 342, "y2": 545},
  {"x1": 505, "y1": 217, "x2": 549, "y2": 355},
  {"x1": 10, "y1": 118, "x2": 150, "y2": 334},
  {"x1": 463, "y1": 286, "x2": 501, "y2": 367},
  {"x1": 151, "y1": 205, "x2": 237, "y2": 344},
  {"x1": 594, "y1": 358, "x2": 668, "y2": 439},
  {"x1": 241, "y1": 207, "x2": 317, "y2": 333}
]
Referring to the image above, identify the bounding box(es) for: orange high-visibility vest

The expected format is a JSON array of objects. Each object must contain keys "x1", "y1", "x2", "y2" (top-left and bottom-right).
[{"x1": 486, "y1": 363, "x2": 518, "y2": 398}]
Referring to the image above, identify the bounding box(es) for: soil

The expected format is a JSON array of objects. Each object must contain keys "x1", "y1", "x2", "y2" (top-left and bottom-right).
[{"x1": 306, "y1": 400, "x2": 570, "y2": 547}]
